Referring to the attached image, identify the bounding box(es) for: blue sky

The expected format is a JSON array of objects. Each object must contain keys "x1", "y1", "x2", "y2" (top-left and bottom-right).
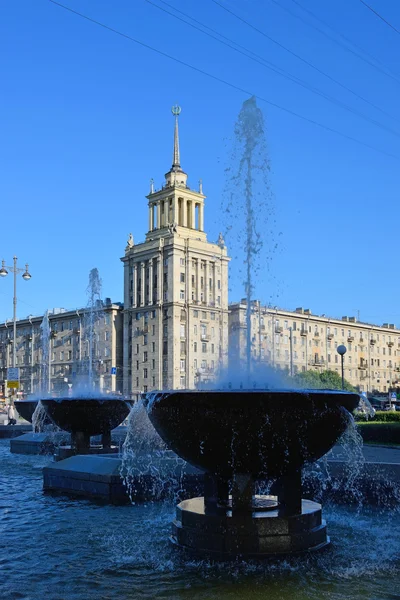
[{"x1": 1, "y1": 0, "x2": 400, "y2": 326}]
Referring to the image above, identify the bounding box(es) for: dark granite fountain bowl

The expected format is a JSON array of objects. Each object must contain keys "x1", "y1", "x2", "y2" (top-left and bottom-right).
[
  {"x1": 14, "y1": 399, "x2": 39, "y2": 423},
  {"x1": 41, "y1": 397, "x2": 131, "y2": 436},
  {"x1": 145, "y1": 389, "x2": 360, "y2": 479}
]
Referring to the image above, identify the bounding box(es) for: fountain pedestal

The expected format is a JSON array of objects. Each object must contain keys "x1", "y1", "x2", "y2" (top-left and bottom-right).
[{"x1": 172, "y1": 472, "x2": 329, "y2": 557}]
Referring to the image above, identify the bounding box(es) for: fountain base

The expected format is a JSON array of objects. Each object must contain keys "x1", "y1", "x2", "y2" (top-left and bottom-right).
[{"x1": 172, "y1": 495, "x2": 329, "y2": 558}]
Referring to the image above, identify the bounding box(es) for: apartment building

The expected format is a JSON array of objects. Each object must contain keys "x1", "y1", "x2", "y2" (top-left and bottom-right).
[
  {"x1": 121, "y1": 107, "x2": 230, "y2": 395},
  {"x1": 229, "y1": 300, "x2": 400, "y2": 393},
  {"x1": 0, "y1": 299, "x2": 123, "y2": 397}
]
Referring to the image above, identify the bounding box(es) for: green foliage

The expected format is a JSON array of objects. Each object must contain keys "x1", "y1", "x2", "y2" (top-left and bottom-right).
[
  {"x1": 356, "y1": 422, "x2": 400, "y2": 445},
  {"x1": 292, "y1": 369, "x2": 355, "y2": 392},
  {"x1": 355, "y1": 411, "x2": 400, "y2": 422}
]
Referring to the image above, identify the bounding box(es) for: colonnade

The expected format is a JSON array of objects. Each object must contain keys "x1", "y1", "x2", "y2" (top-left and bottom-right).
[
  {"x1": 130, "y1": 257, "x2": 220, "y2": 308},
  {"x1": 148, "y1": 197, "x2": 204, "y2": 231}
]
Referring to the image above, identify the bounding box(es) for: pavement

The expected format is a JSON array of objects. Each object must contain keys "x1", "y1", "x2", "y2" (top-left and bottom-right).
[{"x1": 330, "y1": 444, "x2": 400, "y2": 464}]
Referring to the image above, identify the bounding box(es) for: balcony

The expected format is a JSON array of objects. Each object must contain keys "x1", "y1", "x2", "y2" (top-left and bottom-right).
[
  {"x1": 300, "y1": 329, "x2": 308, "y2": 336},
  {"x1": 313, "y1": 332, "x2": 320, "y2": 338},
  {"x1": 201, "y1": 334, "x2": 209, "y2": 341},
  {"x1": 260, "y1": 324, "x2": 266, "y2": 330},
  {"x1": 370, "y1": 338, "x2": 376, "y2": 345},
  {"x1": 73, "y1": 328, "x2": 80, "y2": 335},
  {"x1": 327, "y1": 333, "x2": 334, "y2": 340},
  {"x1": 359, "y1": 337, "x2": 365, "y2": 343},
  {"x1": 347, "y1": 335, "x2": 354, "y2": 342},
  {"x1": 275, "y1": 326, "x2": 283, "y2": 334},
  {"x1": 358, "y1": 363, "x2": 367, "y2": 370},
  {"x1": 388, "y1": 341, "x2": 394, "y2": 347}
]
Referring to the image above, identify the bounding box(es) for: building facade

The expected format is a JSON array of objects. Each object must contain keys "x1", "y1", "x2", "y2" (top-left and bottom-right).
[
  {"x1": 121, "y1": 107, "x2": 230, "y2": 395},
  {"x1": 0, "y1": 300, "x2": 123, "y2": 398},
  {"x1": 229, "y1": 300, "x2": 400, "y2": 393}
]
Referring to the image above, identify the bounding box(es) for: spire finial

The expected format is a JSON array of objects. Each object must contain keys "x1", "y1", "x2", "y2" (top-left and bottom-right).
[{"x1": 171, "y1": 104, "x2": 181, "y2": 170}]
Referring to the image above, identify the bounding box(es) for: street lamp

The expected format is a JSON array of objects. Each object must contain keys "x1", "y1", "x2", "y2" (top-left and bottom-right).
[
  {"x1": 0, "y1": 256, "x2": 32, "y2": 371},
  {"x1": 337, "y1": 344, "x2": 347, "y2": 390}
]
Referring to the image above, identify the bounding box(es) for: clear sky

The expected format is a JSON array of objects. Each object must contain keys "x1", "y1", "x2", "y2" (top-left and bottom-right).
[{"x1": 1, "y1": 0, "x2": 400, "y2": 327}]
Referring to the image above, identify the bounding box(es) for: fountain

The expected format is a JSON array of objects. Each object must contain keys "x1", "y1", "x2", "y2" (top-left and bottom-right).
[
  {"x1": 139, "y1": 99, "x2": 363, "y2": 557},
  {"x1": 39, "y1": 268, "x2": 131, "y2": 459},
  {"x1": 144, "y1": 388, "x2": 360, "y2": 557}
]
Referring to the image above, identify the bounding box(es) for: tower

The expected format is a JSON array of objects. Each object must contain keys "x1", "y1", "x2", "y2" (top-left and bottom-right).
[{"x1": 121, "y1": 106, "x2": 230, "y2": 395}]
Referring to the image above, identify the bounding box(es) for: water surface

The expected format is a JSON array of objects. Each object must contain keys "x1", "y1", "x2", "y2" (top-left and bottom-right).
[{"x1": 1, "y1": 439, "x2": 399, "y2": 600}]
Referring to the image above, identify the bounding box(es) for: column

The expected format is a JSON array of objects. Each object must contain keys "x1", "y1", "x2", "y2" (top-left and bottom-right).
[
  {"x1": 156, "y1": 201, "x2": 161, "y2": 230},
  {"x1": 212, "y1": 263, "x2": 216, "y2": 306},
  {"x1": 195, "y1": 259, "x2": 200, "y2": 303},
  {"x1": 164, "y1": 199, "x2": 169, "y2": 226},
  {"x1": 199, "y1": 204, "x2": 204, "y2": 231},
  {"x1": 140, "y1": 262, "x2": 145, "y2": 307},
  {"x1": 148, "y1": 205, "x2": 152, "y2": 232},
  {"x1": 157, "y1": 256, "x2": 162, "y2": 303},
  {"x1": 172, "y1": 197, "x2": 177, "y2": 225},
  {"x1": 149, "y1": 260, "x2": 153, "y2": 306},
  {"x1": 182, "y1": 199, "x2": 187, "y2": 227},
  {"x1": 190, "y1": 201, "x2": 195, "y2": 229},
  {"x1": 204, "y1": 261, "x2": 209, "y2": 306},
  {"x1": 149, "y1": 205, "x2": 154, "y2": 231},
  {"x1": 133, "y1": 265, "x2": 138, "y2": 308}
]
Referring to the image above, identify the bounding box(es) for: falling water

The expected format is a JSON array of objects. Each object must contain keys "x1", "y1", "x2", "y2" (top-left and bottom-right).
[
  {"x1": 120, "y1": 400, "x2": 187, "y2": 503},
  {"x1": 84, "y1": 268, "x2": 103, "y2": 389},
  {"x1": 40, "y1": 310, "x2": 51, "y2": 395},
  {"x1": 223, "y1": 96, "x2": 276, "y2": 381}
]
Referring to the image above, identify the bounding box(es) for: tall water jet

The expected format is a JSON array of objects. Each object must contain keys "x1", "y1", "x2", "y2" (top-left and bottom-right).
[
  {"x1": 84, "y1": 268, "x2": 103, "y2": 389},
  {"x1": 223, "y1": 96, "x2": 276, "y2": 381},
  {"x1": 40, "y1": 310, "x2": 51, "y2": 395}
]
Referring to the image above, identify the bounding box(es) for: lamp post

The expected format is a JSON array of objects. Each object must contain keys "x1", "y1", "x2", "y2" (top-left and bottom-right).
[
  {"x1": 337, "y1": 344, "x2": 347, "y2": 390},
  {"x1": 0, "y1": 256, "x2": 32, "y2": 390}
]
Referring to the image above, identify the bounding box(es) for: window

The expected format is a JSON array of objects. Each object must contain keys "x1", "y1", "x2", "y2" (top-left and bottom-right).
[
  {"x1": 180, "y1": 376, "x2": 186, "y2": 387},
  {"x1": 180, "y1": 359, "x2": 185, "y2": 371},
  {"x1": 193, "y1": 310, "x2": 198, "y2": 317},
  {"x1": 202, "y1": 342, "x2": 207, "y2": 353},
  {"x1": 60, "y1": 351, "x2": 64, "y2": 361},
  {"x1": 152, "y1": 342, "x2": 155, "y2": 352},
  {"x1": 180, "y1": 341, "x2": 186, "y2": 354},
  {"x1": 194, "y1": 342, "x2": 197, "y2": 352},
  {"x1": 136, "y1": 344, "x2": 139, "y2": 354},
  {"x1": 68, "y1": 351, "x2": 72, "y2": 360},
  {"x1": 211, "y1": 312, "x2": 215, "y2": 320},
  {"x1": 211, "y1": 344, "x2": 215, "y2": 353},
  {"x1": 143, "y1": 351, "x2": 148, "y2": 362},
  {"x1": 144, "y1": 368, "x2": 148, "y2": 379},
  {"x1": 180, "y1": 290, "x2": 185, "y2": 300},
  {"x1": 136, "y1": 361, "x2": 139, "y2": 370},
  {"x1": 136, "y1": 377, "x2": 139, "y2": 388},
  {"x1": 135, "y1": 312, "x2": 141, "y2": 320},
  {"x1": 152, "y1": 359, "x2": 155, "y2": 369},
  {"x1": 152, "y1": 325, "x2": 155, "y2": 335},
  {"x1": 180, "y1": 258, "x2": 184, "y2": 266},
  {"x1": 202, "y1": 312, "x2": 207, "y2": 319},
  {"x1": 180, "y1": 273, "x2": 185, "y2": 283},
  {"x1": 152, "y1": 376, "x2": 156, "y2": 386},
  {"x1": 180, "y1": 324, "x2": 186, "y2": 338},
  {"x1": 105, "y1": 331, "x2": 110, "y2": 342},
  {"x1": 143, "y1": 334, "x2": 148, "y2": 345},
  {"x1": 194, "y1": 324, "x2": 197, "y2": 335},
  {"x1": 194, "y1": 359, "x2": 197, "y2": 369},
  {"x1": 151, "y1": 310, "x2": 156, "y2": 319},
  {"x1": 201, "y1": 360, "x2": 207, "y2": 369}
]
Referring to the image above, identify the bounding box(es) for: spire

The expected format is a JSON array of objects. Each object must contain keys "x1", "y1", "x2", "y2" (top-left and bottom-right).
[{"x1": 171, "y1": 104, "x2": 182, "y2": 171}]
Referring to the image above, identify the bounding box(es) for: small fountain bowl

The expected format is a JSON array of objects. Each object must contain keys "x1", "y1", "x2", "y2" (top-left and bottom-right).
[
  {"x1": 14, "y1": 399, "x2": 40, "y2": 423},
  {"x1": 41, "y1": 396, "x2": 131, "y2": 436},
  {"x1": 145, "y1": 389, "x2": 360, "y2": 479}
]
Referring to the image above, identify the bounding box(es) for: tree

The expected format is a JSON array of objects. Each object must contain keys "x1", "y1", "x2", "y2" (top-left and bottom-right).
[{"x1": 293, "y1": 369, "x2": 356, "y2": 392}]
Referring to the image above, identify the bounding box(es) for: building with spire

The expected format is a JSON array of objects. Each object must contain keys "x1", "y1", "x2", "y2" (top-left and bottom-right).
[{"x1": 121, "y1": 106, "x2": 230, "y2": 394}]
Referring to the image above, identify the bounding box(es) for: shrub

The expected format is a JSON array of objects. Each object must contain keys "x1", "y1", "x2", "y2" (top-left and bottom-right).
[
  {"x1": 355, "y1": 411, "x2": 400, "y2": 423},
  {"x1": 356, "y1": 422, "x2": 400, "y2": 445}
]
